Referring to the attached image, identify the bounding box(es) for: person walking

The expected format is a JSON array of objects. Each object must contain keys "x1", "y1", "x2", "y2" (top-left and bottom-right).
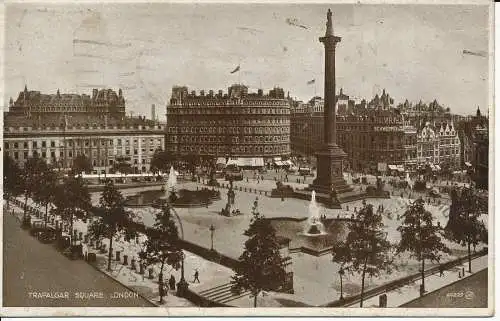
[
  {"x1": 169, "y1": 275, "x2": 176, "y2": 290},
  {"x1": 193, "y1": 269, "x2": 200, "y2": 283},
  {"x1": 439, "y1": 265, "x2": 444, "y2": 277}
]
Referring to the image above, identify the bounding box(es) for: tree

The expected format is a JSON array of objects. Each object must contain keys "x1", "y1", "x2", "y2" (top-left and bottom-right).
[
  {"x1": 20, "y1": 155, "x2": 47, "y2": 219},
  {"x1": 112, "y1": 156, "x2": 133, "y2": 174},
  {"x1": 231, "y1": 198, "x2": 287, "y2": 307},
  {"x1": 150, "y1": 148, "x2": 172, "y2": 174},
  {"x1": 3, "y1": 155, "x2": 22, "y2": 208},
  {"x1": 54, "y1": 176, "x2": 91, "y2": 245},
  {"x1": 32, "y1": 165, "x2": 58, "y2": 228},
  {"x1": 341, "y1": 202, "x2": 393, "y2": 307},
  {"x1": 72, "y1": 154, "x2": 92, "y2": 176},
  {"x1": 446, "y1": 187, "x2": 487, "y2": 273},
  {"x1": 138, "y1": 204, "x2": 183, "y2": 304},
  {"x1": 182, "y1": 154, "x2": 200, "y2": 178},
  {"x1": 332, "y1": 241, "x2": 352, "y2": 301},
  {"x1": 88, "y1": 179, "x2": 136, "y2": 271},
  {"x1": 397, "y1": 198, "x2": 451, "y2": 294}
]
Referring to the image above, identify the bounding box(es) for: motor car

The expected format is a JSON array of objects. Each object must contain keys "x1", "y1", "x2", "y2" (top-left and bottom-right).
[{"x1": 39, "y1": 228, "x2": 57, "y2": 244}]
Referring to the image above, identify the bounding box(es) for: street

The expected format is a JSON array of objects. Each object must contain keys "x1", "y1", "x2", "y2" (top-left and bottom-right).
[{"x1": 2, "y1": 211, "x2": 155, "y2": 307}]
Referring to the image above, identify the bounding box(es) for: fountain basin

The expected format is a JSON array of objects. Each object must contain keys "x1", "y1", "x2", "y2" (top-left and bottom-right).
[
  {"x1": 267, "y1": 217, "x2": 353, "y2": 256},
  {"x1": 125, "y1": 188, "x2": 221, "y2": 208}
]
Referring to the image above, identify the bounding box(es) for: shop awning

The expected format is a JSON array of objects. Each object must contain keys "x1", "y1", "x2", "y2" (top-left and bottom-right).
[
  {"x1": 434, "y1": 164, "x2": 441, "y2": 171},
  {"x1": 216, "y1": 157, "x2": 226, "y2": 165},
  {"x1": 388, "y1": 165, "x2": 397, "y2": 170},
  {"x1": 274, "y1": 160, "x2": 285, "y2": 166},
  {"x1": 396, "y1": 165, "x2": 405, "y2": 172},
  {"x1": 284, "y1": 160, "x2": 293, "y2": 166},
  {"x1": 226, "y1": 158, "x2": 239, "y2": 166},
  {"x1": 238, "y1": 157, "x2": 264, "y2": 167},
  {"x1": 465, "y1": 162, "x2": 472, "y2": 167}
]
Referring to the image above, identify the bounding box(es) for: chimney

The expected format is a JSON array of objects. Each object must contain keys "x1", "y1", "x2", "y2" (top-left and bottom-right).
[
  {"x1": 93, "y1": 89, "x2": 98, "y2": 99},
  {"x1": 151, "y1": 104, "x2": 156, "y2": 121}
]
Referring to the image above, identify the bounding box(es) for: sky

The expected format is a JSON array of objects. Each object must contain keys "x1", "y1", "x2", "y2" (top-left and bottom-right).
[{"x1": 3, "y1": 2, "x2": 491, "y2": 120}]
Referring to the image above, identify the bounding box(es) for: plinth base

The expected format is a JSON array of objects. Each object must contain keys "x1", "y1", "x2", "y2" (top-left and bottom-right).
[{"x1": 299, "y1": 144, "x2": 367, "y2": 208}]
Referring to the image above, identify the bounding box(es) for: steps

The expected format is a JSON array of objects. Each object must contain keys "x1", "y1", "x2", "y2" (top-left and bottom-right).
[{"x1": 197, "y1": 282, "x2": 251, "y2": 305}]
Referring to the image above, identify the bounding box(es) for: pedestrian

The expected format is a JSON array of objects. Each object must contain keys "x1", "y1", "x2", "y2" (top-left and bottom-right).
[
  {"x1": 169, "y1": 275, "x2": 176, "y2": 290},
  {"x1": 193, "y1": 269, "x2": 200, "y2": 283},
  {"x1": 439, "y1": 265, "x2": 444, "y2": 277}
]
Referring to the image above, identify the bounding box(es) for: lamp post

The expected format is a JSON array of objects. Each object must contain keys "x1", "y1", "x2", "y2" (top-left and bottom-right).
[
  {"x1": 209, "y1": 224, "x2": 215, "y2": 251},
  {"x1": 338, "y1": 267, "x2": 345, "y2": 301},
  {"x1": 165, "y1": 203, "x2": 188, "y2": 297}
]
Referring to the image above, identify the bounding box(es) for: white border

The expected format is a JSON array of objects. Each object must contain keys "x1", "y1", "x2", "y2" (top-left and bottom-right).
[{"x1": 0, "y1": 0, "x2": 496, "y2": 317}]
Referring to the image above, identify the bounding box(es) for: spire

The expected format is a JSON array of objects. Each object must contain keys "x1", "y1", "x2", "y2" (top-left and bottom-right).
[
  {"x1": 325, "y1": 9, "x2": 333, "y2": 36},
  {"x1": 476, "y1": 106, "x2": 481, "y2": 117},
  {"x1": 24, "y1": 84, "x2": 28, "y2": 93}
]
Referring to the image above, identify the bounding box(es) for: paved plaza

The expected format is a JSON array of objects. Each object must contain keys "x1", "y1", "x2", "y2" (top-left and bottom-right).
[{"x1": 114, "y1": 179, "x2": 485, "y2": 306}]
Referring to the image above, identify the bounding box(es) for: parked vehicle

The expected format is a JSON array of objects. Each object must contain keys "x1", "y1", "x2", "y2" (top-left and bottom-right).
[
  {"x1": 224, "y1": 164, "x2": 244, "y2": 181},
  {"x1": 298, "y1": 167, "x2": 312, "y2": 176}
]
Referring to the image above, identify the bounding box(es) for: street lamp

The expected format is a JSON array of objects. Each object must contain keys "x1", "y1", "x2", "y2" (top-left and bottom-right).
[
  {"x1": 209, "y1": 224, "x2": 216, "y2": 251},
  {"x1": 338, "y1": 267, "x2": 345, "y2": 301},
  {"x1": 162, "y1": 202, "x2": 188, "y2": 297}
]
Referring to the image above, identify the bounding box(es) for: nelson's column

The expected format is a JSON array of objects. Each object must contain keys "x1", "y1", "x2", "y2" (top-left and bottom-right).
[{"x1": 308, "y1": 9, "x2": 365, "y2": 208}]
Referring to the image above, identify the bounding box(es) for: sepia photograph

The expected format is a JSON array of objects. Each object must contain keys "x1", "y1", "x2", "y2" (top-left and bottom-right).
[{"x1": 0, "y1": 0, "x2": 494, "y2": 317}]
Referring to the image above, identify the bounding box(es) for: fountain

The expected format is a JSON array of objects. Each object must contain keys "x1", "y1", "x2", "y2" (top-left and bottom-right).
[
  {"x1": 167, "y1": 166, "x2": 177, "y2": 192},
  {"x1": 406, "y1": 172, "x2": 414, "y2": 190},
  {"x1": 303, "y1": 191, "x2": 327, "y2": 236}
]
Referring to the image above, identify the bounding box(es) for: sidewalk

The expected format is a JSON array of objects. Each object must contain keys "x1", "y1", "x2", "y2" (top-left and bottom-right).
[{"x1": 347, "y1": 255, "x2": 489, "y2": 307}]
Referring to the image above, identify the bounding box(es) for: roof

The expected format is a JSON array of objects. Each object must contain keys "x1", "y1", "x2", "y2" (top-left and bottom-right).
[{"x1": 4, "y1": 112, "x2": 158, "y2": 129}]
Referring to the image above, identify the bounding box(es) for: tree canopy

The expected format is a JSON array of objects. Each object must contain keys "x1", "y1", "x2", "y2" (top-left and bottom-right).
[{"x1": 231, "y1": 198, "x2": 287, "y2": 307}]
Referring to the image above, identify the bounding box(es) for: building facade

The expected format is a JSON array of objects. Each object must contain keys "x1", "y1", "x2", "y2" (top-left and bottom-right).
[
  {"x1": 416, "y1": 122, "x2": 461, "y2": 169},
  {"x1": 166, "y1": 84, "x2": 291, "y2": 166},
  {"x1": 4, "y1": 86, "x2": 164, "y2": 174},
  {"x1": 291, "y1": 95, "x2": 418, "y2": 173}
]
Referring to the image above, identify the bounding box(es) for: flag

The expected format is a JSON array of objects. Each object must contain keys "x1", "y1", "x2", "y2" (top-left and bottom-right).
[
  {"x1": 307, "y1": 79, "x2": 315, "y2": 85},
  {"x1": 230, "y1": 65, "x2": 240, "y2": 74}
]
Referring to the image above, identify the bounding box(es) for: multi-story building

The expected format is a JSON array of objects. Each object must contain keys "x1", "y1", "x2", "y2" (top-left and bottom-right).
[
  {"x1": 457, "y1": 107, "x2": 489, "y2": 169},
  {"x1": 166, "y1": 84, "x2": 291, "y2": 167},
  {"x1": 473, "y1": 124, "x2": 488, "y2": 190},
  {"x1": 291, "y1": 94, "x2": 418, "y2": 173},
  {"x1": 416, "y1": 121, "x2": 461, "y2": 169},
  {"x1": 4, "y1": 86, "x2": 165, "y2": 174}
]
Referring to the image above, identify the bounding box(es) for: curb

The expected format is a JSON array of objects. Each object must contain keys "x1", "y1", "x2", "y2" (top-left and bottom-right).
[{"x1": 399, "y1": 267, "x2": 488, "y2": 307}]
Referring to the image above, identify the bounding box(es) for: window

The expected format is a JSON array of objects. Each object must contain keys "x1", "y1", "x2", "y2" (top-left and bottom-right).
[
  {"x1": 69, "y1": 151, "x2": 73, "y2": 158},
  {"x1": 23, "y1": 151, "x2": 28, "y2": 159},
  {"x1": 42, "y1": 151, "x2": 46, "y2": 158},
  {"x1": 14, "y1": 142, "x2": 19, "y2": 149},
  {"x1": 33, "y1": 141, "x2": 37, "y2": 148},
  {"x1": 134, "y1": 149, "x2": 138, "y2": 155},
  {"x1": 4, "y1": 143, "x2": 9, "y2": 149},
  {"x1": 51, "y1": 141, "x2": 55, "y2": 147},
  {"x1": 14, "y1": 152, "x2": 19, "y2": 160},
  {"x1": 60, "y1": 151, "x2": 64, "y2": 157},
  {"x1": 51, "y1": 151, "x2": 56, "y2": 158},
  {"x1": 24, "y1": 142, "x2": 28, "y2": 149}
]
